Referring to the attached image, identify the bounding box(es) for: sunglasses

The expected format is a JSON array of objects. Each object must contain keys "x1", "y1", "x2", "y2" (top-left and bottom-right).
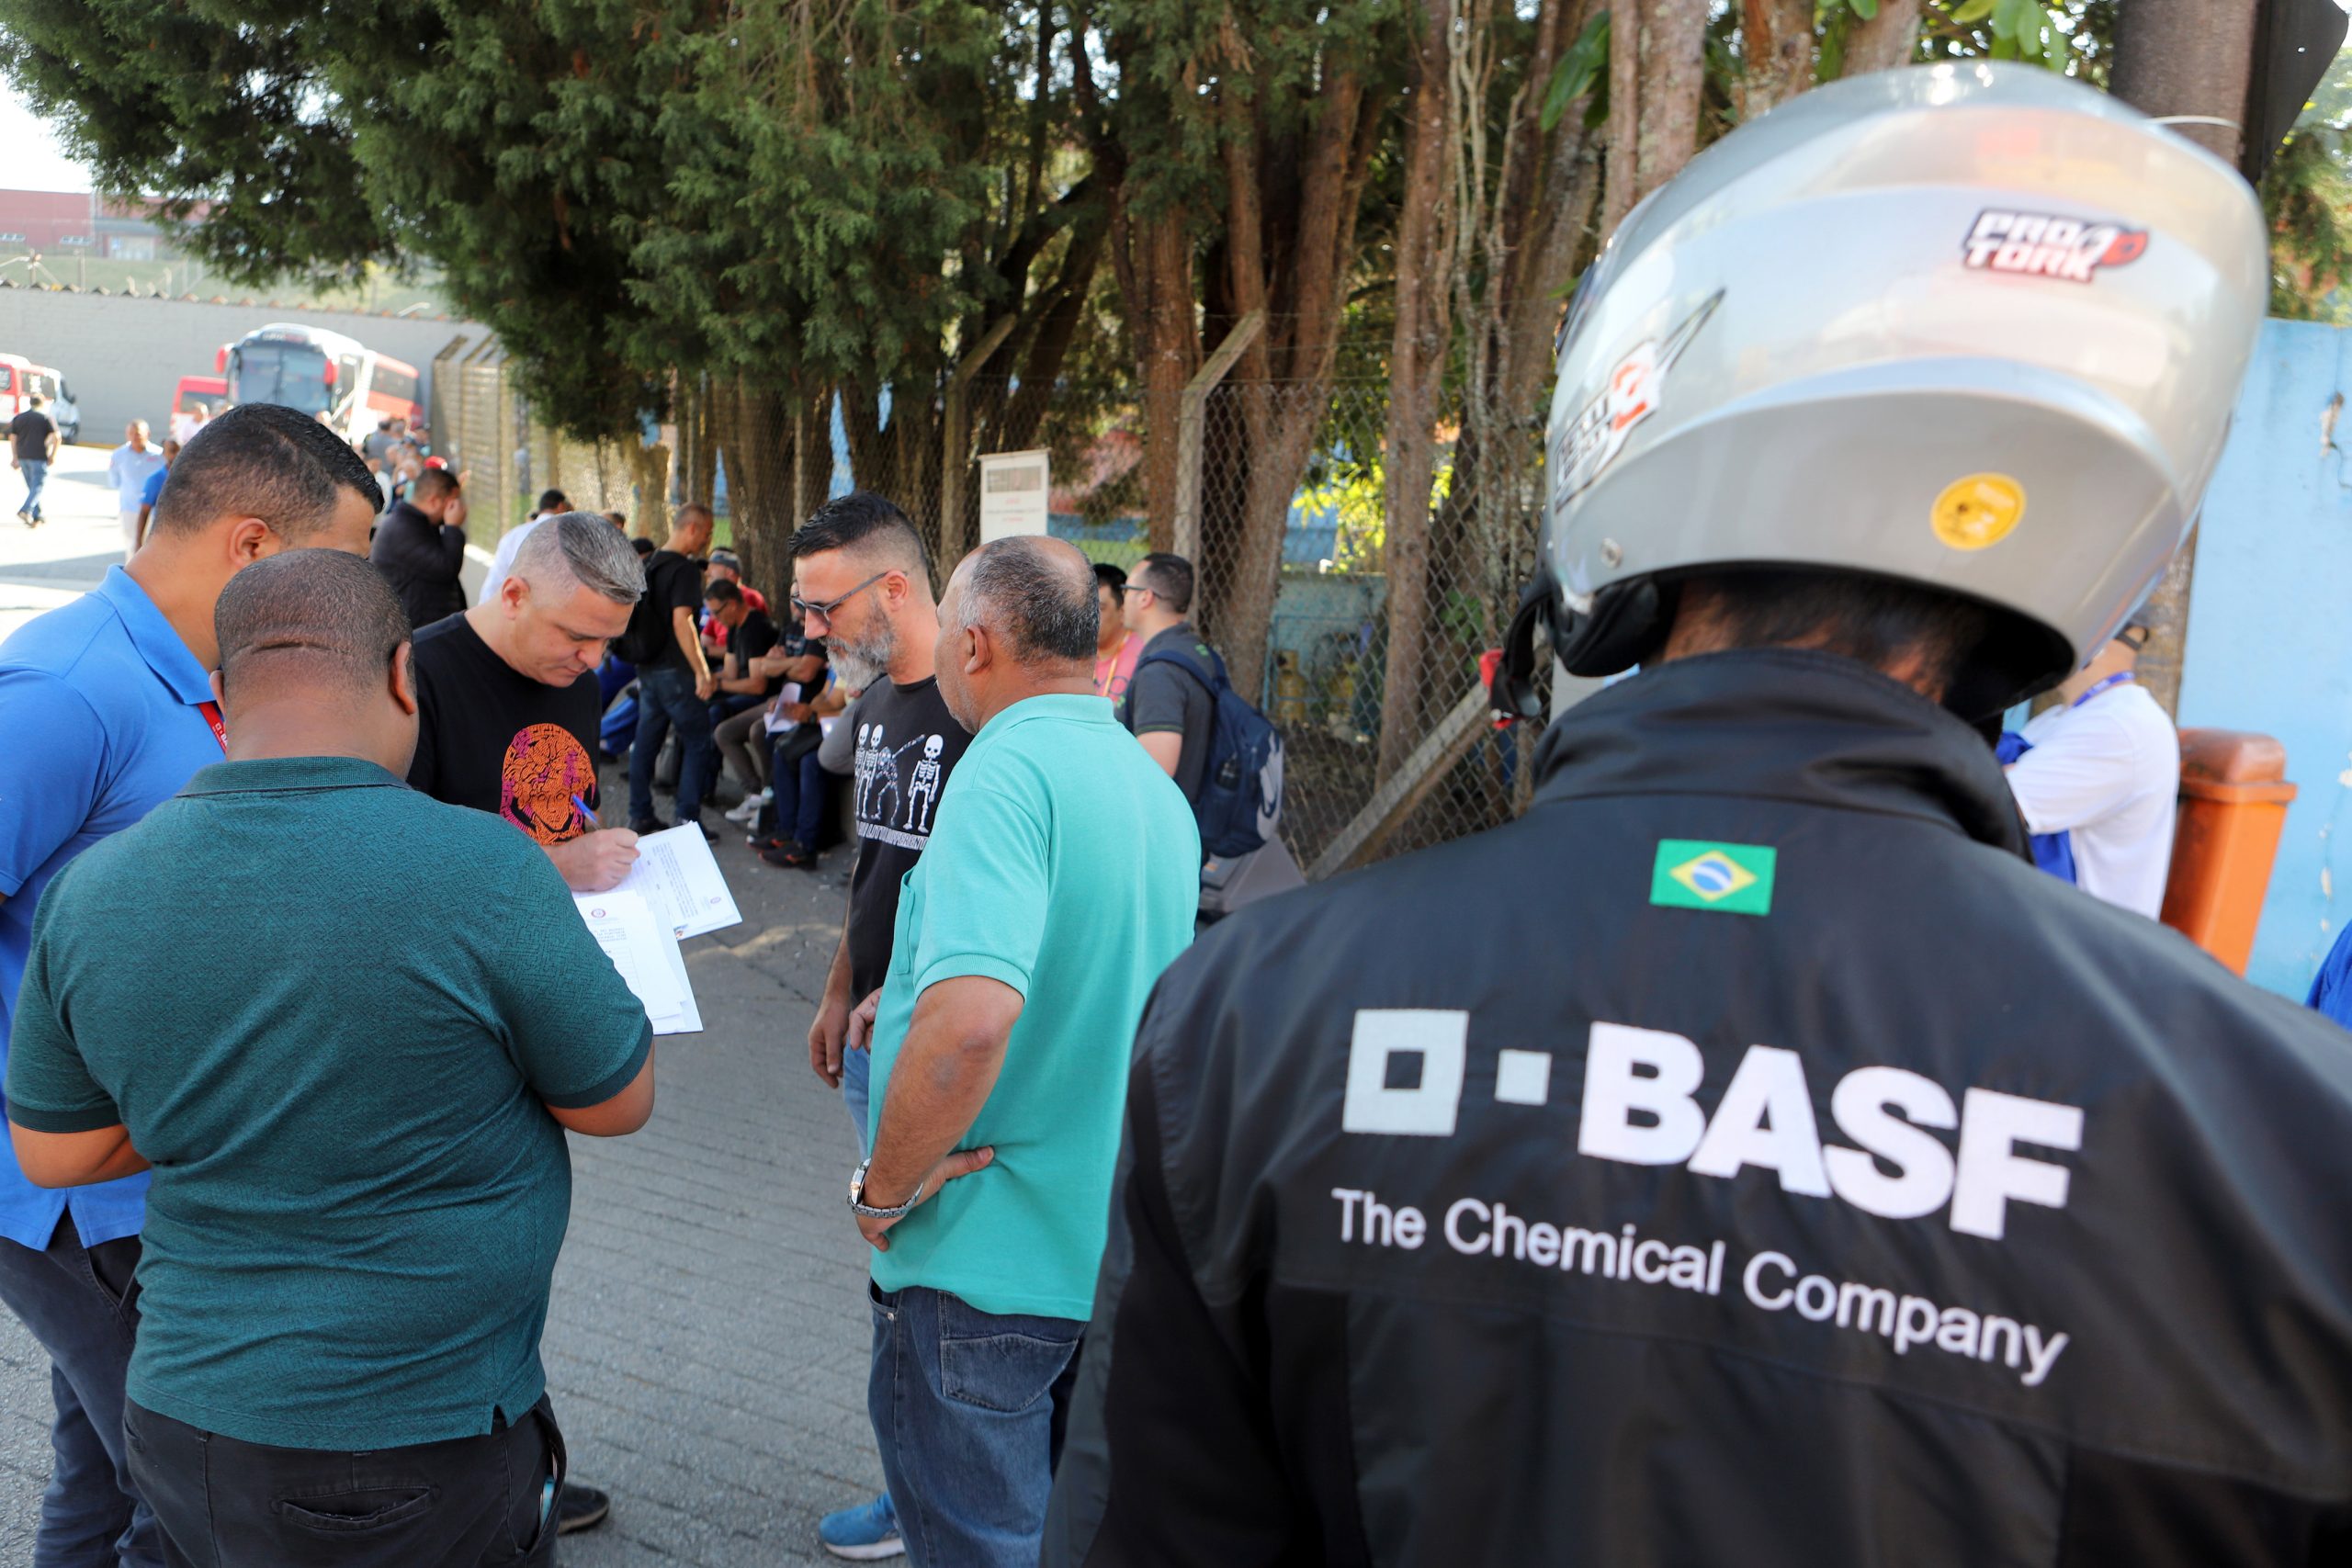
[{"x1": 790, "y1": 569, "x2": 892, "y2": 623}]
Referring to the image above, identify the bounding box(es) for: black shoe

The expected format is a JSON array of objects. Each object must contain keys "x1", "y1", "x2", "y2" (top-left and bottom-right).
[
  {"x1": 759, "y1": 839, "x2": 817, "y2": 870},
  {"x1": 556, "y1": 1480, "x2": 611, "y2": 1534},
  {"x1": 675, "y1": 818, "x2": 718, "y2": 842},
  {"x1": 627, "y1": 818, "x2": 662, "y2": 837}
]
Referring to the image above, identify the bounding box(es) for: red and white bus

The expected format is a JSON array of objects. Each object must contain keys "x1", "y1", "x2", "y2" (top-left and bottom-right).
[
  {"x1": 220, "y1": 323, "x2": 422, "y2": 444},
  {"x1": 0, "y1": 354, "x2": 71, "y2": 435}
]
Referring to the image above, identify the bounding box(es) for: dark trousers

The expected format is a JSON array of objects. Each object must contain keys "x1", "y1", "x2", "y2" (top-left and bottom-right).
[
  {"x1": 0, "y1": 1214, "x2": 162, "y2": 1568},
  {"x1": 628, "y1": 662, "x2": 718, "y2": 826},
  {"x1": 124, "y1": 1395, "x2": 563, "y2": 1568},
  {"x1": 766, "y1": 741, "x2": 835, "y2": 851}
]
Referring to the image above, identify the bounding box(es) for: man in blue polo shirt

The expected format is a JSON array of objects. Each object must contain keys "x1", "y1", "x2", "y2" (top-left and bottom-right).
[
  {"x1": 0, "y1": 404, "x2": 378, "y2": 1566},
  {"x1": 846, "y1": 537, "x2": 1198, "y2": 1568}
]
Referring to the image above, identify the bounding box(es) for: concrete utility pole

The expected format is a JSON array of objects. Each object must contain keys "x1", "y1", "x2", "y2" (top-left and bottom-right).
[{"x1": 2108, "y1": 0, "x2": 2260, "y2": 718}]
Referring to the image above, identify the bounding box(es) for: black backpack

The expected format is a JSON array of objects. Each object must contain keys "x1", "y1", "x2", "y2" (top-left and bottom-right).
[{"x1": 1132, "y1": 642, "x2": 1286, "y2": 859}]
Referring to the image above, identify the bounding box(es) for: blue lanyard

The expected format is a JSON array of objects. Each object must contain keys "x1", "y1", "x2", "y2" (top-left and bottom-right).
[{"x1": 2070, "y1": 671, "x2": 2134, "y2": 709}]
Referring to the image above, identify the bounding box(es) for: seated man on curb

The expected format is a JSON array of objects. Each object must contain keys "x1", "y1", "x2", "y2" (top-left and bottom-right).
[
  {"x1": 6, "y1": 548, "x2": 655, "y2": 1568},
  {"x1": 847, "y1": 536, "x2": 1199, "y2": 1568}
]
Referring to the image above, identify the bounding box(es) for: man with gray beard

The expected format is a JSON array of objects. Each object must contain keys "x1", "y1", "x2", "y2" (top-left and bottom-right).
[{"x1": 786, "y1": 492, "x2": 967, "y2": 1562}]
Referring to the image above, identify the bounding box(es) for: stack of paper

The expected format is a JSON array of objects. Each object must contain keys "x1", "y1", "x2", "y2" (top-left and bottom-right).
[
  {"x1": 572, "y1": 889, "x2": 702, "y2": 1035},
  {"x1": 609, "y1": 824, "x2": 743, "y2": 939}
]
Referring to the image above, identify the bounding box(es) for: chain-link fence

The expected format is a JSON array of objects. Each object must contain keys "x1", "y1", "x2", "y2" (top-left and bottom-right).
[{"x1": 433, "y1": 347, "x2": 1553, "y2": 877}]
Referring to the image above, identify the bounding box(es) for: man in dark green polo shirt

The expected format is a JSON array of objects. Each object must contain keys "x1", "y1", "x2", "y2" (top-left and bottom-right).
[{"x1": 6, "y1": 549, "x2": 655, "y2": 1568}]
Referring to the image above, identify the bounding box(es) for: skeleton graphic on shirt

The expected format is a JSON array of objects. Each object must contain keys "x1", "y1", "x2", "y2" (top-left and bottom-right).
[
  {"x1": 865, "y1": 728, "x2": 907, "y2": 830},
  {"x1": 853, "y1": 724, "x2": 879, "y2": 816},
  {"x1": 904, "y1": 734, "x2": 944, "y2": 834}
]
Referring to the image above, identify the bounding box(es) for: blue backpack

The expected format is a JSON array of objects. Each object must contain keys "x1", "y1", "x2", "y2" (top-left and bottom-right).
[{"x1": 1132, "y1": 642, "x2": 1286, "y2": 859}]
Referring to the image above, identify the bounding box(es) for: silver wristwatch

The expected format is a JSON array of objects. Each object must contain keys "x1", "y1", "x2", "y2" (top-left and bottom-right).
[{"x1": 848, "y1": 1158, "x2": 922, "y2": 1219}]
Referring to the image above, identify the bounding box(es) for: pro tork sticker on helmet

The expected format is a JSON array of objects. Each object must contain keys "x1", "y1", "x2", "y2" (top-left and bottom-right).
[
  {"x1": 1930, "y1": 473, "x2": 2028, "y2": 551},
  {"x1": 1962, "y1": 210, "x2": 2147, "y2": 282},
  {"x1": 1553, "y1": 290, "x2": 1724, "y2": 504}
]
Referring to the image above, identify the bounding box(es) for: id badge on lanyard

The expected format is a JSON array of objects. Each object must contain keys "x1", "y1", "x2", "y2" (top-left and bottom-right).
[{"x1": 198, "y1": 700, "x2": 227, "y2": 750}]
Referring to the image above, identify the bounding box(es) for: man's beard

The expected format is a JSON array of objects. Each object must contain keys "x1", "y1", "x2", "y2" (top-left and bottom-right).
[{"x1": 825, "y1": 616, "x2": 898, "y2": 692}]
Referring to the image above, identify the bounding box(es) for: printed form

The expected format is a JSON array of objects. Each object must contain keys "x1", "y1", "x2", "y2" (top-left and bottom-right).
[
  {"x1": 611, "y1": 825, "x2": 742, "y2": 940},
  {"x1": 572, "y1": 889, "x2": 703, "y2": 1035}
]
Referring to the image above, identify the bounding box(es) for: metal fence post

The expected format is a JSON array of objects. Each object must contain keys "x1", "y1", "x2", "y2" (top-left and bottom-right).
[{"x1": 1171, "y1": 309, "x2": 1265, "y2": 561}]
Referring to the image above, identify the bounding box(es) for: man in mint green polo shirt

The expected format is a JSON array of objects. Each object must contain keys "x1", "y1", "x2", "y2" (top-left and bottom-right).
[
  {"x1": 845, "y1": 536, "x2": 1198, "y2": 1568},
  {"x1": 6, "y1": 549, "x2": 655, "y2": 1568}
]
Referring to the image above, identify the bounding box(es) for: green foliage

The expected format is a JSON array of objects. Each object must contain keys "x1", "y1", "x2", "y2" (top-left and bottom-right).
[
  {"x1": 2264, "y1": 43, "x2": 2352, "y2": 325},
  {"x1": 1540, "y1": 9, "x2": 1611, "y2": 134},
  {"x1": 1920, "y1": 0, "x2": 2117, "y2": 81}
]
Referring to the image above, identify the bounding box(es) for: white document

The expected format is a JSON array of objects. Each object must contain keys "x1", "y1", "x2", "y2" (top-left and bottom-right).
[
  {"x1": 571, "y1": 889, "x2": 700, "y2": 1034},
  {"x1": 762, "y1": 682, "x2": 806, "y2": 736},
  {"x1": 612, "y1": 824, "x2": 742, "y2": 939}
]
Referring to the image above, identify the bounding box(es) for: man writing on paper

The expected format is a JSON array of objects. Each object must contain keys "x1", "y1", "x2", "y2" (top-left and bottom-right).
[
  {"x1": 410, "y1": 513, "x2": 648, "y2": 896},
  {"x1": 6, "y1": 548, "x2": 654, "y2": 1566}
]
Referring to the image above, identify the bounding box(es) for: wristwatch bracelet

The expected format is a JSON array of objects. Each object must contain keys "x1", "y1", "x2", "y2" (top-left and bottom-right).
[{"x1": 848, "y1": 1157, "x2": 923, "y2": 1219}]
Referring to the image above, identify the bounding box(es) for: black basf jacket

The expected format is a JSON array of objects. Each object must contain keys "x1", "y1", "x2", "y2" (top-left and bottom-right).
[{"x1": 1043, "y1": 649, "x2": 2352, "y2": 1568}]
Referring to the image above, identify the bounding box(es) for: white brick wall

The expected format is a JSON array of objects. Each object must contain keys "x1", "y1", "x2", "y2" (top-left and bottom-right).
[{"x1": 0, "y1": 286, "x2": 490, "y2": 444}]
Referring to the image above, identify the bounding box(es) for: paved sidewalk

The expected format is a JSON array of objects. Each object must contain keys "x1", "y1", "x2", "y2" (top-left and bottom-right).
[{"x1": 0, "y1": 772, "x2": 889, "y2": 1564}]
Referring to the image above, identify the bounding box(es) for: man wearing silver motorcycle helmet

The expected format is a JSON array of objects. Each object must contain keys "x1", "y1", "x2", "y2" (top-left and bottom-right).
[{"x1": 1043, "y1": 62, "x2": 2352, "y2": 1567}]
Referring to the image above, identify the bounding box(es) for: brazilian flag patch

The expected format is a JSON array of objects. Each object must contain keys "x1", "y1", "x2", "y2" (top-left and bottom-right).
[{"x1": 1650, "y1": 840, "x2": 1777, "y2": 917}]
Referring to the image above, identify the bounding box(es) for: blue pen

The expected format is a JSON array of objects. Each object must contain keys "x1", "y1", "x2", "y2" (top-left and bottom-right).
[{"x1": 572, "y1": 793, "x2": 599, "y2": 829}]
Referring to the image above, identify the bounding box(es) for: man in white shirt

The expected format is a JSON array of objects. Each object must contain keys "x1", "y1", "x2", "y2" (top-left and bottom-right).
[
  {"x1": 477, "y1": 489, "x2": 574, "y2": 604},
  {"x1": 106, "y1": 424, "x2": 167, "y2": 555},
  {"x1": 2004, "y1": 612, "x2": 2178, "y2": 918}
]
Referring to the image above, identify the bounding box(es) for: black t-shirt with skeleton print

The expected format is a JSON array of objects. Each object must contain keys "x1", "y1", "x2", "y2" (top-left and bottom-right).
[{"x1": 843, "y1": 675, "x2": 973, "y2": 1000}]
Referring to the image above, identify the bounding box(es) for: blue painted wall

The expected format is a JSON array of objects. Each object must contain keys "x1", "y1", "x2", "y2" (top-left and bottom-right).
[{"x1": 2177, "y1": 318, "x2": 2352, "y2": 998}]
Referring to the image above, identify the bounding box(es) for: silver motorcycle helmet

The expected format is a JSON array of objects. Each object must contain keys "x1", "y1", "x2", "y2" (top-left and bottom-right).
[{"x1": 1508, "y1": 62, "x2": 2267, "y2": 717}]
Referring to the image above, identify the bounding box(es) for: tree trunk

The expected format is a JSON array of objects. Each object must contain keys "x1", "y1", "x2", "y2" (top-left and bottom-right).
[
  {"x1": 1843, "y1": 0, "x2": 1924, "y2": 76},
  {"x1": 1374, "y1": 0, "x2": 1461, "y2": 784},
  {"x1": 1209, "y1": 53, "x2": 1382, "y2": 705},
  {"x1": 1124, "y1": 209, "x2": 1199, "y2": 553},
  {"x1": 2110, "y1": 0, "x2": 2258, "y2": 715},
  {"x1": 1740, "y1": 0, "x2": 1815, "y2": 118},
  {"x1": 714, "y1": 377, "x2": 800, "y2": 607},
  {"x1": 1604, "y1": 0, "x2": 1711, "y2": 235}
]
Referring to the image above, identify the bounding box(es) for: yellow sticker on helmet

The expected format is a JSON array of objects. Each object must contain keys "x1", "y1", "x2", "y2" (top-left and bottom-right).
[{"x1": 1931, "y1": 473, "x2": 2027, "y2": 551}]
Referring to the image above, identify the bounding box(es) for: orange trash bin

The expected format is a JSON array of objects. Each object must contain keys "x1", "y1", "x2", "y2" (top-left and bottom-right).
[{"x1": 2160, "y1": 729, "x2": 2298, "y2": 976}]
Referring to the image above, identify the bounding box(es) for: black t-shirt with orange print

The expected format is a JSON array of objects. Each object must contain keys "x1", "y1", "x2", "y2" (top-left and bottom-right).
[{"x1": 407, "y1": 611, "x2": 604, "y2": 843}]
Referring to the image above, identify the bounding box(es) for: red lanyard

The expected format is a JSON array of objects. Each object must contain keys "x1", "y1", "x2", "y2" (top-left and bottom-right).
[{"x1": 197, "y1": 701, "x2": 227, "y2": 750}]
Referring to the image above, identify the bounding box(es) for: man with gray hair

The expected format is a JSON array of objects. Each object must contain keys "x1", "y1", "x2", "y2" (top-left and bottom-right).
[
  {"x1": 843, "y1": 535, "x2": 1199, "y2": 1567},
  {"x1": 410, "y1": 511, "x2": 650, "y2": 896}
]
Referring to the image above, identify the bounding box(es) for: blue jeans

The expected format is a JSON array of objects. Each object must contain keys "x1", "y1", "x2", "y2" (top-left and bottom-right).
[
  {"x1": 0, "y1": 1216, "x2": 164, "y2": 1568},
  {"x1": 867, "y1": 1285, "x2": 1082, "y2": 1568},
  {"x1": 769, "y1": 743, "x2": 833, "y2": 852},
  {"x1": 628, "y1": 663, "x2": 718, "y2": 827},
  {"x1": 19, "y1": 457, "x2": 50, "y2": 520},
  {"x1": 842, "y1": 1046, "x2": 873, "y2": 1158}
]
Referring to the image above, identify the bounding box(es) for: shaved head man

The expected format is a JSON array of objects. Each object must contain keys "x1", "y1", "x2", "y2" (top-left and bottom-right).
[{"x1": 7, "y1": 547, "x2": 653, "y2": 1565}]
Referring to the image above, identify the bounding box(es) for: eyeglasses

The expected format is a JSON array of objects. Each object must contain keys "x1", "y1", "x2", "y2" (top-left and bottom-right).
[
  {"x1": 790, "y1": 570, "x2": 892, "y2": 624},
  {"x1": 1118, "y1": 583, "x2": 1151, "y2": 598}
]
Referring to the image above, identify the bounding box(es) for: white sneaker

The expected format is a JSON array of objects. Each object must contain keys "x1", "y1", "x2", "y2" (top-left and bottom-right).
[{"x1": 724, "y1": 792, "x2": 769, "y2": 825}]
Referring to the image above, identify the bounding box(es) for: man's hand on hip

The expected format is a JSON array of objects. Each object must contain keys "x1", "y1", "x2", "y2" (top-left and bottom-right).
[
  {"x1": 545, "y1": 828, "x2": 641, "y2": 892},
  {"x1": 857, "y1": 1145, "x2": 995, "y2": 1252}
]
